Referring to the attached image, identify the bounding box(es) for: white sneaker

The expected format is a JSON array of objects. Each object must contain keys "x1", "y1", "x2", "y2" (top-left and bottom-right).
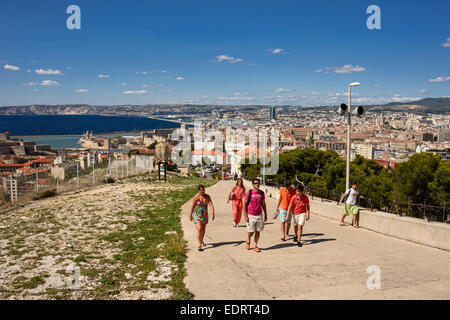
[{"x1": 233, "y1": 222, "x2": 236, "y2": 227}]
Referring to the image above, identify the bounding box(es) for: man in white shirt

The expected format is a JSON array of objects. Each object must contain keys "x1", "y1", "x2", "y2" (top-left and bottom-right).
[{"x1": 338, "y1": 181, "x2": 365, "y2": 228}]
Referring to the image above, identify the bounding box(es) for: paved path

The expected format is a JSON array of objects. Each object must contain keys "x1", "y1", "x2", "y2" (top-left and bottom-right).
[{"x1": 181, "y1": 181, "x2": 450, "y2": 300}]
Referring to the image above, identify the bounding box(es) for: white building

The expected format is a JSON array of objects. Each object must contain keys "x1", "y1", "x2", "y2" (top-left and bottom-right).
[{"x1": 353, "y1": 144, "x2": 374, "y2": 160}]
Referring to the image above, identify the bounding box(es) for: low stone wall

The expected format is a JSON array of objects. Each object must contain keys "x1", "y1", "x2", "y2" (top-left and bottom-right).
[{"x1": 243, "y1": 179, "x2": 450, "y2": 251}]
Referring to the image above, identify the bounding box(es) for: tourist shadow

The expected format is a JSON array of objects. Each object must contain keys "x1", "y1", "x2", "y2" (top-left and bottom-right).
[
  {"x1": 205, "y1": 240, "x2": 246, "y2": 249},
  {"x1": 302, "y1": 238, "x2": 336, "y2": 245},
  {"x1": 302, "y1": 233, "x2": 325, "y2": 238},
  {"x1": 263, "y1": 243, "x2": 297, "y2": 250}
]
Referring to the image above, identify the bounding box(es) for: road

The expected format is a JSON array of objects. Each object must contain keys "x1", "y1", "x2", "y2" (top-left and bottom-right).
[{"x1": 181, "y1": 181, "x2": 450, "y2": 300}]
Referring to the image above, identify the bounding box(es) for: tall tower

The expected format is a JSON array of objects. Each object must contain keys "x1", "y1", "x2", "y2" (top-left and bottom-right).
[{"x1": 270, "y1": 106, "x2": 276, "y2": 120}]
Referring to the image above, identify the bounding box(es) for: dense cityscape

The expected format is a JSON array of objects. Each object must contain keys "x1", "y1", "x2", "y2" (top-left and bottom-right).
[{"x1": 0, "y1": 100, "x2": 449, "y2": 203}]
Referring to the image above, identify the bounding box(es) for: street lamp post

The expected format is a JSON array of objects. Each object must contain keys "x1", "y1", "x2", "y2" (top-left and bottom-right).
[{"x1": 346, "y1": 82, "x2": 360, "y2": 191}]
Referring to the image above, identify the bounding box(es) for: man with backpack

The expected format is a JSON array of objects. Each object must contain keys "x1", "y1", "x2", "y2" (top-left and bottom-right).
[
  {"x1": 243, "y1": 178, "x2": 267, "y2": 253},
  {"x1": 338, "y1": 181, "x2": 365, "y2": 228}
]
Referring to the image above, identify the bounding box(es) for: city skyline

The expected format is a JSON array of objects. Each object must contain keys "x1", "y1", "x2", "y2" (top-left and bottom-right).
[{"x1": 1, "y1": 0, "x2": 449, "y2": 107}]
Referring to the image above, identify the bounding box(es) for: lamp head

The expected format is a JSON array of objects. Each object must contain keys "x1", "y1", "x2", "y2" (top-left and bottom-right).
[
  {"x1": 338, "y1": 103, "x2": 347, "y2": 116},
  {"x1": 354, "y1": 106, "x2": 364, "y2": 117},
  {"x1": 349, "y1": 82, "x2": 361, "y2": 87}
]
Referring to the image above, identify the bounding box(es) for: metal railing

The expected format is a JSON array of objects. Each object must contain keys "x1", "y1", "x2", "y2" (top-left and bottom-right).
[
  {"x1": 246, "y1": 177, "x2": 449, "y2": 224},
  {"x1": 306, "y1": 187, "x2": 448, "y2": 223},
  {"x1": 0, "y1": 154, "x2": 155, "y2": 209}
]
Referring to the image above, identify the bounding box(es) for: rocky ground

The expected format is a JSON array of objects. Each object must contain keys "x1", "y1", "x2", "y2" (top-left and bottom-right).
[{"x1": 0, "y1": 175, "x2": 215, "y2": 300}]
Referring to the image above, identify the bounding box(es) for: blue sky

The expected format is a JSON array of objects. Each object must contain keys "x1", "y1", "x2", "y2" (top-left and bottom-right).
[{"x1": 0, "y1": 0, "x2": 449, "y2": 106}]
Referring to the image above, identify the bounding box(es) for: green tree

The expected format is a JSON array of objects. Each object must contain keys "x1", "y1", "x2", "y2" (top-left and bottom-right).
[
  {"x1": 429, "y1": 161, "x2": 450, "y2": 206},
  {"x1": 394, "y1": 153, "x2": 441, "y2": 203},
  {"x1": 148, "y1": 141, "x2": 158, "y2": 150}
]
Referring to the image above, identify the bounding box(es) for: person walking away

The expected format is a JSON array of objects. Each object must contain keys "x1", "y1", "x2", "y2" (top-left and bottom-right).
[
  {"x1": 243, "y1": 179, "x2": 267, "y2": 253},
  {"x1": 227, "y1": 178, "x2": 246, "y2": 227},
  {"x1": 190, "y1": 185, "x2": 215, "y2": 251},
  {"x1": 276, "y1": 180, "x2": 294, "y2": 241},
  {"x1": 285, "y1": 184, "x2": 297, "y2": 237},
  {"x1": 339, "y1": 181, "x2": 364, "y2": 228},
  {"x1": 286, "y1": 185, "x2": 310, "y2": 247}
]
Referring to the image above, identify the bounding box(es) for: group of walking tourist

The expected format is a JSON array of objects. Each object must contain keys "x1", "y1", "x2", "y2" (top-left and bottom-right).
[{"x1": 189, "y1": 177, "x2": 363, "y2": 252}]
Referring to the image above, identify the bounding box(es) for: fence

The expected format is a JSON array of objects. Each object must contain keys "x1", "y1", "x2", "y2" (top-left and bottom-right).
[
  {"x1": 0, "y1": 154, "x2": 154, "y2": 209},
  {"x1": 299, "y1": 187, "x2": 448, "y2": 224}
]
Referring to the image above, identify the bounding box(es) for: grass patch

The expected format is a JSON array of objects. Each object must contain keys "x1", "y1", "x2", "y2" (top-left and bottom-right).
[
  {"x1": 22, "y1": 276, "x2": 45, "y2": 289},
  {"x1": 73, "y1": 255, "x2": 87, "y2": 263},
  {"x1": 98, "y1": 176, "x2": 216, "y2": 300}
]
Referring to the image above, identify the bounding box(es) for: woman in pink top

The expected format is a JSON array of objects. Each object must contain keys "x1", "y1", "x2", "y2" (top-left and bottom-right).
[{"x1": 227, "y1": 178, "x2": 246, "y2": 227}]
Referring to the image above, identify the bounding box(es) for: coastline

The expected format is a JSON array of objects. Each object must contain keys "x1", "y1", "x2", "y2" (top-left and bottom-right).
[
  {"x1": 10, "y1": 130, "x2": 145, "y2": 138},
  {"x1": 2, "y1": 114, "x2": 183, "y2": 149}
]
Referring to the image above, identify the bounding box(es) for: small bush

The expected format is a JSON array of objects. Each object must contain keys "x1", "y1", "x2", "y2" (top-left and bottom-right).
[
  {"x1": 0, "y1": 191, "x2": 9, "y2": 204},
  {"x1": 33, "y1": 189, "x2": 57, "y2": 200},
  {"x1": 105, "y1": 176, "x2": 116, "y2": 184}
]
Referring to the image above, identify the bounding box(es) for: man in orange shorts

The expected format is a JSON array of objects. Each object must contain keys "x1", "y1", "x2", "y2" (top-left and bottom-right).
[{"x1": 276, "y1": 180, "x2": 294, "y2": 241}]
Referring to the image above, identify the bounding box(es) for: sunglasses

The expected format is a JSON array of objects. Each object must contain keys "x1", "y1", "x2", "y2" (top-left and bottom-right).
[{"x1": 253, "y1": 182, "x2": 260, "y2": 185}]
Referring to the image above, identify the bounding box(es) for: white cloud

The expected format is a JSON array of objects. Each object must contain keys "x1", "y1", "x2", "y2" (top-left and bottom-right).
[
  {"x1": 333, "y1": 64, "x2": 366, "y2": 74},
  {"x1": 390, "y1": 96, "x2": 421, "y2": 102},
  {"x1": 22, "y1": 82, "x2": 38, "y2": 86},
  {"x1": 275, "y1": 88, "x2": 293, "y2": 93},
  {"x1": 441, "y1": 37, "x2": 450, "y2": 48},
  {"x1": 216, "y1": 55, "x2": 234, "y2": 62},
  {"x1": 218, "y1": 96, "x2": 255, "y2": 101},
  {"x1": 215, "y1": 55, "x2": 243, "y2": 63},
  {"x1": 75, "y1": 89, "x2": 88, "y2": 93},
  {"x1": 40, "y1": 80, "x2": 60, "y2": 86},
  {"x1": 229, "y1": 58, "x2": 243, "y2": 63},
  {"x1": 33, "y1": 89, "x2": 39, "y2": 92},
  {"x1": 429, "y1": 76, "x2": 450, "y2": 82},
  {"x1": 4, "y1": 64, "x2": 20, "y2": 71},
  {"x1": 418, "y1": 89, "x2": 428, "y2": 94},
  {"x1": 316, "y1": 65, "x2": 366, "y2": 74},
  {"x1": 35, "y1": 68, "x2": 62, "y2": 75},
  {"x1": 267, "y1": 48, "x2": 284, "y2": 54},
  {"x1": 98, "y1": 74, "x2": 110, "y2": 78},
  {"x1": 123, "y1": 90, "x2": 147, "y2": 95},
  {"x1": 176, "y1": 76, "x2": 184, "y2": 80},
  {"x1": 122, "y1": 82, "x2": 127, "y2": 86}
]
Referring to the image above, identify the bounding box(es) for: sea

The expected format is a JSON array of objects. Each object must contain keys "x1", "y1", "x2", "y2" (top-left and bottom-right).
[{"x1": 0, "y1": 114, "x2": 181, "y2": 149}]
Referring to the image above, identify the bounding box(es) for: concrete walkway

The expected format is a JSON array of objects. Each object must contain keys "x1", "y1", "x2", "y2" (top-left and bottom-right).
[{"x1": 181, "y1": 181, "x2": 450, "y2": 300}]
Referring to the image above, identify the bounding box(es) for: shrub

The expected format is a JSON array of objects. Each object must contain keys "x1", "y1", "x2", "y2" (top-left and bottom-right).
[
  {"x1": 105, "y1": 176, "x2": 116, "y2": 184},
  {"x1": 33, "y1": 188, "x2": 57, "y2": 200}
]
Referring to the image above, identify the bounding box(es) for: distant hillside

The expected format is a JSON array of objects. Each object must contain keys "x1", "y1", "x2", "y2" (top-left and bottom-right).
[{"x1": 368, "y1": 98, "x2": 450, "y2": 113}]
